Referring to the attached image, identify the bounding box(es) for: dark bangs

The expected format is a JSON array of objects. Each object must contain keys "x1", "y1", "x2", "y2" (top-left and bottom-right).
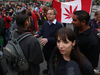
[{"x1": 55, "y1": 27, "x2": 77, "y2": 43}]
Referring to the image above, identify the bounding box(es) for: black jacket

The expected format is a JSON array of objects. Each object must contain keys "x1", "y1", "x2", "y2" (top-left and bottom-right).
[
  {"x1": 74, "y1": 28, "x2": 100, "y2": 68},
  {"x1": 0, "y1": 17, "x2": 6, "y2": 46},
  {"x1": 49, "y1": 47, "x2": 95, "y2": 75},
  {"x1": 13, "y1": 28, "x2": 43, "y2": 75}
]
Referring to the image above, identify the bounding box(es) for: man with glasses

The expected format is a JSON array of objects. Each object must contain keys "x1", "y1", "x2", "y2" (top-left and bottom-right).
[
  {"x1": 11, "y1": 5, "x2": 22, "y2": 30},
  {"x1": 34, "y1": 8, "x2": 63, "y2": 74},
  {"x1": 16, "y1": 5, "x2": 21, "y2": 12}
]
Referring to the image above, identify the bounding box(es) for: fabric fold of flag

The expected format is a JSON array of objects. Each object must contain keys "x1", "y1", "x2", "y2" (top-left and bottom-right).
[{"x1": 53, "y1": 0, "x2": 92, "y2": 23}]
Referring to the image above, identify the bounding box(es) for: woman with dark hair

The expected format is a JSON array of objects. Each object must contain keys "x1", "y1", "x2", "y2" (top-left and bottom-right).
[{"x1": 49, "y1": 27, "x2": 95, "y2": 75}]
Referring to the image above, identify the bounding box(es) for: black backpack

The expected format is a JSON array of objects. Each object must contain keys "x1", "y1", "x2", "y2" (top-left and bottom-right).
[{"x1": 3, "y1": 30, "x2": 32, "y2": 72}]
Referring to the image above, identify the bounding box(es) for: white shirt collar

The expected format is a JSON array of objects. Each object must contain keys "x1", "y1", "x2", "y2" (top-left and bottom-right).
[{"x1": 48, "y1": 19, "x2": 57, "y2": 25}]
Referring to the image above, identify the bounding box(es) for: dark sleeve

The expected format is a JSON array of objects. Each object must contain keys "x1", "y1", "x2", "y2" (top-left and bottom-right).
[
  {"x1": 37, "y1": 23, "x2": 45, "y2": 37},
  {"x1": 81, "y1": 58, "x2": 96, "y2": 75},
  {"x1": 12, "y1": 8, "x2": 14, "y2": 11},
  {"x1": 49, "y1": 47, "x2": 58, "y2": 75},
  {"x1": 6, "y1": 7, "x2": 9, "y2": 11},
  {"x1": 28, "y1": 38, "x2": 43, "y2": 64},
  {"x1": 37, "y1": 27, "x2": 43, "y2": 37},
  {"x1": 0, "y1": 18, "x2": 6, "y2": 35},
  {"x1": 86, "y1": 43, "x2": 99, "y2": 68}
]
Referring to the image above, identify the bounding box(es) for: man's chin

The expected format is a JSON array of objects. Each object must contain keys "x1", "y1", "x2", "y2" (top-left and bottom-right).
[{"x1": 48, "y1": 19, "x2": 52, "y2": 21}]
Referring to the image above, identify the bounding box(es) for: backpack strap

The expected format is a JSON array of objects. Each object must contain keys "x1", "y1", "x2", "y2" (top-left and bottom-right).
[
  {"x1": 10, "y1": 30, "x2": 32, "y2": 43},
  {"x1": 16, "y1": 32, "x2": 32, "y2": 58},
  {"x1": 10, "y1": 30, "x2": 33, "y2": 58},
  {"x1": 16, "y1": 32, "x2": 32, "y2": 42}
]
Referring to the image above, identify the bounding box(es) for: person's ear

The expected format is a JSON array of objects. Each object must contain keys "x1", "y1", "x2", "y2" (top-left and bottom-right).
[
  {"x1": 81, "y1": 20, "x2": 86, "y2": 25},
  {"x1": 72, "y1": 40, "x2": 76, "y2": 46},
  {"x1": 25, "y1": 20, "x2": 28, "y2": 25}
]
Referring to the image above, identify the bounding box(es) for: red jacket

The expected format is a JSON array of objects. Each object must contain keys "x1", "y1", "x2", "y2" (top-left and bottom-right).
[
  {"x1": 0, "y1": 15, "x2": 11, "y2": 29},
  {"x1": 32, "y1": 12, "x2": 38, "y2": 31}
]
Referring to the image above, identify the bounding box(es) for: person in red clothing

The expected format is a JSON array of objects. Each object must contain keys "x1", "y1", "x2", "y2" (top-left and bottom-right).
[
  {"x1": 0, "y1": 9, "x2": 11, "y2": 42},
  {"x1": 26, "y1": 5, "x2": 38, "y2": 34}
]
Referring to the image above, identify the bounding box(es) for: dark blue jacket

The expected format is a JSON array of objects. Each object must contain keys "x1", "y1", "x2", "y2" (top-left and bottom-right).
[{"x1": 37, "y1": 21, "x2": 62, "y2": 49}]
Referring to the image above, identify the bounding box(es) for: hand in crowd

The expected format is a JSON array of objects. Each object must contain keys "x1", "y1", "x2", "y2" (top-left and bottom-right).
[
  {"x1": 9, "y1": 9, "x2": 13, "y2": 13},
  {"x1": 34, "y1": 34, "x2": 39, "y2": 38},
  {"x1": 40, "y1": 38, "x2": 47, "y2": 46},
  {"x1": 4, "y1": 14, "x2": 9, "y2": 18},
  {"x1": 96, "y1": 21, "x2": 100, "y2": 23}
]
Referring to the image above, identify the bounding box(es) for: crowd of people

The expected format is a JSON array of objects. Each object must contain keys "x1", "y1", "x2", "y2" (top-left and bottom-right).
[{"x1": 0, "y1": 1, "x2": 100, "y2": 75}]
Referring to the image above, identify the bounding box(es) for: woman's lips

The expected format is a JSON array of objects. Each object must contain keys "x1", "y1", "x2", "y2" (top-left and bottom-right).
[{"x1": 59, "y1": 50, "x2": 64, "y2": 52}]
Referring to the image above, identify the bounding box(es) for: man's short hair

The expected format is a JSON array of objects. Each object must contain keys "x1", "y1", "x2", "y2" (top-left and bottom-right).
[
  {"x1": 26, "y1": 5, "x2": 31, "y2": 9},
  {"x1": 48, "y1": 8, "x2": 57, "y2": 15},
  {"x1": 0, "y1": 3, "x2": 2, "y2": 7},
  {"x1": 16, "y1": 14, "x2": 29, "y2": 27},
  {"x1": 17, "y1": 4, "x2": 21, "y2": 7},
  {"x1": 74, "y1": 10, "x2": 90, "y2": 25}
]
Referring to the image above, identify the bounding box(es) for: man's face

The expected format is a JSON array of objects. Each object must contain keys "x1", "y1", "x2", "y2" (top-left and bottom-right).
[
  {"x1": 25, "y1": 18, "x2": 31, "y2": 29},
  {"x1": 27, "y1": 7, "x2": 32, "y2": 13},
  {"x1": 72, "y1": 15, "x2": 81, "y2": 29},
  {"x1": 38, "y1": 6, "x2": 40, "y2": 9},
  {"x1": 16, "y1": 6, "x2": 21, "y2": 10},
  {"x1": 22, "y1": 3, "x2": 25, "y2": 7},
  {"x1": 47, "y1": 10, "x2": 56, "y2": 21},
  {"x1": 28, "y1": 18, "x2": 31, "y2": 27}
]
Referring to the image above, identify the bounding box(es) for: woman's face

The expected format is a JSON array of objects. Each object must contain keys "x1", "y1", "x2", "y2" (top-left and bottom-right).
[
  {"x1": 57, "y1": 36, "x2": 75, "y2": 56},
  {"x1": 95, "y1": 15, "x2": 100, "y2": 22}
]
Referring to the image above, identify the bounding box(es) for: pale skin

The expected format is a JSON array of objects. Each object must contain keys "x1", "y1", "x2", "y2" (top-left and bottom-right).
[
  {"x1": 34, "y1": 34, "x2": 47, "y2": 46},
  {"x1": 57, "y1": 37, "x2": 76, "y2": 61},
  {"x1": 94, "y1": 15, "x2": 100, "y2": 23},
  {"x1": 2, "y1": 11, "x2": 9, "y2": 18}
]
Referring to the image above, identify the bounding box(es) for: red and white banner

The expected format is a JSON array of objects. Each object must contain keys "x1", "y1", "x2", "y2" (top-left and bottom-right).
[
  {"x1": 53, "y1": 0, "x2": 92, "y2": 23},
  {"x1": 37, "y1": 0, "x2": 51, "y2": 1}
]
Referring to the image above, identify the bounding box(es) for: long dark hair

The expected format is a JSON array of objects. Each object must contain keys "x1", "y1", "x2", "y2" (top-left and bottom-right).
[{"x1": 54, "y1": 27, "x2": 85, "y2": 72}]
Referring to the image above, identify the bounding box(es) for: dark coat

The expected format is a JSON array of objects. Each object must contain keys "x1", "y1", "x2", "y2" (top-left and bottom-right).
[
  {"x1": 74, "y1": 28, "x2": 100, "y2": 68},
  {"x1": 0, "y1": 17, "x2": 7, "y2": 46},
  {"x1": 37, "y1": 21, "x2": 63, "y2": 49},
  {"x1": 13, "y1": 28, "x2": 43, "y2": 75},
  {"x1": 49, "y1": 47, "x2": 95, "y2": 75}
]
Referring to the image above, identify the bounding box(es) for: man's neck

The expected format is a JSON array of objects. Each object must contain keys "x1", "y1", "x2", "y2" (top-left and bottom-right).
[
  {"x1": 49, "y1": 19, "x2": 55, "y2": 24},
  {"x1": 79, "y1": 25, "x2": 90, "y2": 34}
]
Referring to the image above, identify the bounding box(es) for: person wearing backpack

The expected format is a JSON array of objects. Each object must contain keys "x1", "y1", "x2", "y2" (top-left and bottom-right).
[{"x1": 9, "y1": 14, "x2": 43, "y2": 75}]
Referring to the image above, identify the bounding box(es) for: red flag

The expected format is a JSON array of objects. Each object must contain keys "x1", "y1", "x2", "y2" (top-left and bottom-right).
[{"x1": 53, "y1": 0, "x2": 92, "y2": 23}]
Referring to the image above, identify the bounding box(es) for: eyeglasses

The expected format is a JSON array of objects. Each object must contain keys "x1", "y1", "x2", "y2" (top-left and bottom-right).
[
  {"x1": 47, "y1": 13, "x2": 54, "y2": 15},
  {"x1": 17, "y1": 8, "x2": 21, "y2": 10}
]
